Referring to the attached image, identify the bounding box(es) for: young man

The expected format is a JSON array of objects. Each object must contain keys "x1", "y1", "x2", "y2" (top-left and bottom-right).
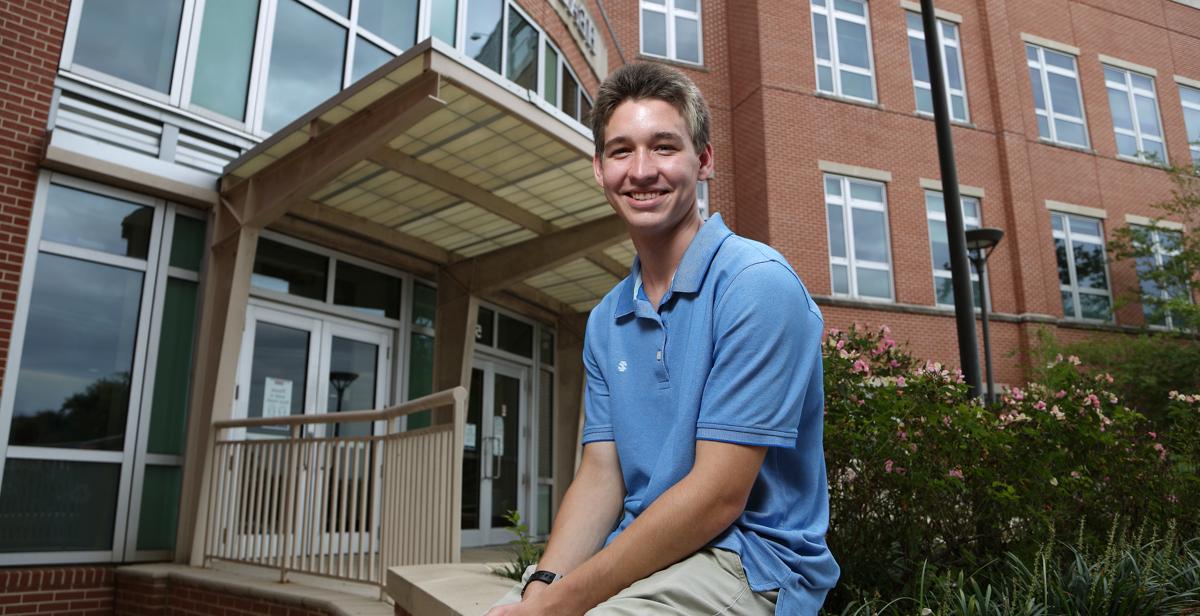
[{"x1": 487, "y1": 62, "x2": 838, "y2": 615}]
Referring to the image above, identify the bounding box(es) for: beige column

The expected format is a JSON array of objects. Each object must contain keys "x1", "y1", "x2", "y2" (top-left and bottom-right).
[
  {"x1": 552, "y1": 312, "x2": 588, "y2": 509},
  {"x1": 432, "y1": 267, "x2": 479, "y2": 424},
  {"x1": 174, "y1": 200, "x2": 259, "y2": 565}
]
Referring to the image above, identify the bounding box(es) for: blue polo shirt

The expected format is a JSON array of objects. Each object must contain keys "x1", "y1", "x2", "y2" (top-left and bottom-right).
[{"x1": 581, "y1": 214, "x2": 839, "y2": 614}]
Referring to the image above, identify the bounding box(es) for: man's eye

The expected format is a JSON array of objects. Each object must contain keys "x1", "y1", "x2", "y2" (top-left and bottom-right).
[{"x1": 654, "y1": 145, "x2": 677, "y2": 153}]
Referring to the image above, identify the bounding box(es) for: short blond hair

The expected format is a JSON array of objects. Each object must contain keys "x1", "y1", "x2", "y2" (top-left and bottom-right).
[{"x1": 590, "y1": 62, "x2": 710, "y2": 157}]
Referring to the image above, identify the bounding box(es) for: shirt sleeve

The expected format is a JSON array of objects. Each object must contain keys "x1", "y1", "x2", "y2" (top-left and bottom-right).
[
  {"x1": 581, "y1": 314, "x2": 614, "y2": 444},
  {"x1": 696, "y1": 261, "x2": 823, "y2": 447}
]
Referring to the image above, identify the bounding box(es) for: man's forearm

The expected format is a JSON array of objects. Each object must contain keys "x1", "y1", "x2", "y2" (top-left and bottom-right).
[{"x1": 534, "y1": 452, "x2": 625, "y2": 575}]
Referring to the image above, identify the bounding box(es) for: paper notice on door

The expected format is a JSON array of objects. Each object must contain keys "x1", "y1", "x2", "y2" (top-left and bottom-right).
[
  {"x1": 493, "y1": 417, "x2": 505, "y2": 456},
  {"x1": 263, "y1": 377, "x2": 293, "y2": 418},
  {"x1": 464, "y1": 423, "x2": 477, "y2": 451}
]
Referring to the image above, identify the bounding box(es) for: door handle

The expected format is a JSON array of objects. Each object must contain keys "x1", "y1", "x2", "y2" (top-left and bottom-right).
[{"x1": 490, "y1": 436, "x2": 503, "y2": 480}]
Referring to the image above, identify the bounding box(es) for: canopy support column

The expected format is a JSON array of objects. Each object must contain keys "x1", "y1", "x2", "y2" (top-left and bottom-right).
[
  {"x1": 432, "y1": 268, "x2": 479, "y2": 425},
  {"x1": 553, "y1": 313, "x2": 588, "y2": 509}
]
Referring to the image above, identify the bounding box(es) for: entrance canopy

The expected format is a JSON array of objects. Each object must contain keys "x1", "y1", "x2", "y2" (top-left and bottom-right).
[{"x1": 220, "y1": 39, "x2": 631, "y2": 314}]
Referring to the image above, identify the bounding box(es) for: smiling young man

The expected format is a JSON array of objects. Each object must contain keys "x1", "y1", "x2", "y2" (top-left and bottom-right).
[{"x1": 486, "y1": 62, "x2": 838, "y2": 615}]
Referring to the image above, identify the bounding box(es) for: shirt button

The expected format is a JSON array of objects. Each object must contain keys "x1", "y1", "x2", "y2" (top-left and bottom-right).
[{"x1": 656, "y1": 350, "x2": 663, "y2": 361}]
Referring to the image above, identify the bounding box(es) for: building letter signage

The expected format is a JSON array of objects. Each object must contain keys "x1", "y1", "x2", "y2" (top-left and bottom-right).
[{"x1": 550, "y1": 0, "x2": 608, "y2": 79}]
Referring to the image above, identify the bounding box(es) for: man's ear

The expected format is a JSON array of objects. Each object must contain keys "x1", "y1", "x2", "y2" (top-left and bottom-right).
[
  {"x1": 697, "y1": 143, "x2": 714, "y2": 181},
  {"x1": 593, "y1": 153, "x2": 604, "y2": 185}
]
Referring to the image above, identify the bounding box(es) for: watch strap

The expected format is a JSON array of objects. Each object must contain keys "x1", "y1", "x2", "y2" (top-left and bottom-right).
[{"x1": 521, "y1": 570, "x2": 562, "y2": 596}]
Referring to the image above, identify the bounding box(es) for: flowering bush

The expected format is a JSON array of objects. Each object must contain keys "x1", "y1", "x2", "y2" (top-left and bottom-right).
[{"x1": 821, "y1": 326, "x2": 1196, "y2": 608}]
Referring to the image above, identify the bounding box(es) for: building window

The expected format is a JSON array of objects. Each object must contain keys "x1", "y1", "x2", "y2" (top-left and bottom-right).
[
  {"x1": 811, "y1": 0, "x2": 876, "y2": 103},
  {"x1": 926, "y1": 191, "x2": 982, "y2": 307},
  {"x1": 697, "y1": 180, "x2": 710, "y2": 219},
  {"x1": 71, "y1": 0, "x2": 186, "y2": 96},
  {"x1": 906, "y1": 12, "x2": 968, "y2": 122},
  {"x1": 824, "y1": 174, "x2": 892, "y2": 300},
  {"x1": 543, "y1": 40, "x2": 592, "y2": 124},
  {"x1": 640, "y1": 0, "x2": 702, "y2": 65},
  {"x1": 1105, "y1": 66, "x2": 1167, "y2": 163},
  {"x1": 1180, "y1": 84, "x2": 1200, "y2": 167},
  {"x1": 1027, "y1": 44, "x2": 1089, "y2": 148},
  {"x1": 1133, "y1": 226, "x2": 1190, "y2": 328},
  {"x1": 1052, "y1": 212, "x2": 1112, "y2": 321},
  {"x1": 190, "y1": 0, "x2": 259, "y2": 121}
]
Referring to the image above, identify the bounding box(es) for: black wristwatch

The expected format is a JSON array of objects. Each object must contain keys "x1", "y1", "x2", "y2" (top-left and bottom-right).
[{"x1": 521, "y1": 570, "x2": 562, "y2": 596}]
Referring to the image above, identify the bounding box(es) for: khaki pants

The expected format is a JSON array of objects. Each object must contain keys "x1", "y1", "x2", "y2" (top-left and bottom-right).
[{"x1": 491, "y1": 548, "x2": 778, "y2": 615}]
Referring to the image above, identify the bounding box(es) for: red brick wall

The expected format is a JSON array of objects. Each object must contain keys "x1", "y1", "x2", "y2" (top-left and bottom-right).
[
  {"x1": 0, "y1": 566, "x2": 115, "y2": 615},
  {"x1": 0, "y1": 0, "x2": 69, "y2": 385},
  {"x1": 113, "y1": 571, "x2": 334, "y2": 616}
]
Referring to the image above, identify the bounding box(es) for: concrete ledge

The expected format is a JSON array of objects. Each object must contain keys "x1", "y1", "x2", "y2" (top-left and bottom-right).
[{"x1": 387, "y1": 563, "x2": 513, "y2": 616}]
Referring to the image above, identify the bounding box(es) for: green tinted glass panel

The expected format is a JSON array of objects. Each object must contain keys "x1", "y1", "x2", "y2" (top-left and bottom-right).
[
  {"x1": 263, "y1": 0, "x2": 347, "y2": 133},
  {"x1": 537, "y1": 484, "x2": 551, "y2": 536},
  {"x1": 43, "y1": 184, "x2": 153, "y2": 259},
  {"x1": 136, "y1": 465, "x2": 182, "y2": 551},
  {"x1": 543, "y1": 45, "x2": 559, "y2": 104},
  {"x1": 497, "y1": 313, "x2": 533, "y2": 357},
  {"x1": 191, "y1": 0, "x2": 258, "y2": 120},
  {"x1": 169, "y1": 215, "x2": 206, "y2": 271},
  {"x1": 0, "y1": 459, "x2": 119, "y2": 552},
  {"x1": 148, "y1": 278, "x2": 199, "y2": 455},
  {"x1": 252, "y1": 238, "x2": 329, "y2": 300},
  {"x1": 432, "y1": 0, "x2": 457, "y2": 45},
  {"x1": 413, "y1": 283, "x2": 436, "y2": 328},
  {"x1": 538, "y1": 369, "x2": 553, "y2": 479},
  {"x1": 333, "y1": 260, "x2": 401, "y2": 319},
  {"x1": 359, "y1": 0, "x2": 418, "y2": 50},
  {"x1": 406, "y1": 333, "x2": 434, "y2": 430},
  {"x1": 74, "y1": 0, "x2": 183, "y2": 93},
  {"x1": 540, "y1": 330, "x2": 554, "y2": 365}
]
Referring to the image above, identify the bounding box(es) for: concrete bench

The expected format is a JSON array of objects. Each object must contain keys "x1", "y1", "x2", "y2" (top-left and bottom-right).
[{"x1": 387, "y1": 563, "x2": 514, "y2": 616}]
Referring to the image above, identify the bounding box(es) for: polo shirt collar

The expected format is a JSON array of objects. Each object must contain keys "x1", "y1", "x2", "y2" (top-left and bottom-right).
[{"x1": 612, "y1": 214, "x2": 733, "y2": 319}]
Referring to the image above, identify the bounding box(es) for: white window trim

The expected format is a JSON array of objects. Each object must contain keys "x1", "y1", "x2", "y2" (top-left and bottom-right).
[
  {"x1": 639, "y1": 0, "x2": 704, "y2": 65},
  {"x1": 811, "y1": 0, "x2": 878, "y2": 104},
  {"x1": 1104, "y1": 64, "x2": 1168, "y2": 164},
  {"x1": 906, "y1": 12, "x2": 969, "y2": 123},
  {"x1": 1178, "y1": 82, "x2": 1200, "y2": 164},
  {"x1": 1027, "y1": 44, "x2": 1090, "y2": 148},
  {"x1": 926, "y1": 191, "x2": 981, "y2": 307},
  {"x1": 825, "y1": 174, "x2": 894, "y2": 301},
  {"x1": 1052, "y1": 212, "x2": 1113, "y2": 322},
  {"x1": 1046, "y1": 199, "x2": 1106, "y2": 219}
]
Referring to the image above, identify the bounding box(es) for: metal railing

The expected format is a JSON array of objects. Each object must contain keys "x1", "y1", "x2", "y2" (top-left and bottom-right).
[{"x1": 201, "y1": 387, "x2": 466, "y2": 588}]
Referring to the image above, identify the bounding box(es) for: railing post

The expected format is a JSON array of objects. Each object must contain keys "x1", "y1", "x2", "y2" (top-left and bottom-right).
[{"x1": 279, "y1": 424, "x2": 302, "y2": 583}]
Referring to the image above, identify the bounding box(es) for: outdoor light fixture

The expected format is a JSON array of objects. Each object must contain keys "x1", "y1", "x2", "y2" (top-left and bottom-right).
[
  {"x1": 964, "y1": 227, "x2": 1004, "y2": 404},
  {"x1": 329, "y1": 371, "x2": 360, "y2": 413}
]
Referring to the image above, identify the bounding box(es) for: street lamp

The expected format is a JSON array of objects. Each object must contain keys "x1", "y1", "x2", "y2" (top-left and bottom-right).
[{"x1": 964, "y1": 228, "x2": 1004, "y2": 404}]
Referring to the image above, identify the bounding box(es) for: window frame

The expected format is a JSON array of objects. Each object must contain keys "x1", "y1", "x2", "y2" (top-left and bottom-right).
[
  {"x1": 925, "y1": 191, "x2": 982, "y2": 307},
  {"x1": 639, "y1": 0, "x2": 704, "y2": 66},
  {"x1": 824, "y1": 174, "x2": 894, "y2": 301},
  {"x1": 1179, "y1": 82, "x2": 1200, "y2": 167},
  {"x1": 811, "y1": 0, "x2": 878, "y2": 104},
  {"x1": 1051, "y1": 212, "x2": 1113, "y2": 322},
  {"x1": 1133, "y1": 225, "x2": 1190, "y2": 329},
  {"x1": 1027, "y1": 44, "x2": 1090, "y2": 148},
  {"x1": 1104, "y1": 65, "x2": 1168, "y2": 164},
  {"x1": 906, "y1": 12, "x2": 969, "y2": 123}
]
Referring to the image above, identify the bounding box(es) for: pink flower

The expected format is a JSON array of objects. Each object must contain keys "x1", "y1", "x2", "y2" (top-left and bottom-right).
[
  {"x1": 1168, "y1": 494, "x2": 1179, "y2": 504},
  {"x1": 1154, "y1": 443, "x2": 1167, "y2": 462},
  {"x1": 942, "y1": 415, "x2": 952, "y2": 427},
  {"x1": 908, "y1": 443, "x2": 918, "y2": 453},
  {"x1": 1055, "y1": 390, "x2": 1067, "y2": 399},
  {"x1": 852, "y1": 359, "x2": 870, "y2": 374},
  {"x1": 897, "y1": 430, "x2": 908, "y2": 441},
  {"x1": 1033, "y1": 400, "x2": 1047, "y2": 411},
  {"x1": 896, "y1": 376, "x2": 907, "y2": 388},
  {"x1": 1011, "y1": 388, "x2": 1025, "y2": 401},
  {"x1": 1070, "y1": 471, "x2": 1081, "y2": 479},
  {"x1": 835, "y1": 339, "x2": 846, "y2": 350},
  {"x1": 884, "y1": 459, "x2": 895, "y2": 473},
  {"x1": 889, "y1": 359, "x2": 900, "y2": 368},
  {"x1": 947, "y1": 468, "x2": 964, "y2": 480},
  {"x1": 1085, "y1": 394, "x2": 1101, "y2": 409},
  {"x1": 1148, "y1": 431, "x2": 1158, "y2": 439}
]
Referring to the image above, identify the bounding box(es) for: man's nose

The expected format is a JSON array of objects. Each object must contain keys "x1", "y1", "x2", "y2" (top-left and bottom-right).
[{"x1": 630, "y1": 150, "x2": 657, "y2": 183}]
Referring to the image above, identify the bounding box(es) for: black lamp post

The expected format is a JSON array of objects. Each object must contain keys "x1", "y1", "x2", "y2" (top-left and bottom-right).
[
  {"x1": 329, "y1": 371, "x2": 359, "y2": 437},
  {"x1": 964, "y1": 228, "x2": 1004, "y2": 404}
]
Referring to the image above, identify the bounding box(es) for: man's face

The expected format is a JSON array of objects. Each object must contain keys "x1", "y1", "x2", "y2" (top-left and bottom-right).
[{"x1": 593, "y1": 98, "x2": 713, "y2": 238}]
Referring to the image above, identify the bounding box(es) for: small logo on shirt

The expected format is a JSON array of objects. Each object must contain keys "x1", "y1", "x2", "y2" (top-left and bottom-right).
[{"x1": 617, "y1": 360, "x2": 628, "y2": 373}]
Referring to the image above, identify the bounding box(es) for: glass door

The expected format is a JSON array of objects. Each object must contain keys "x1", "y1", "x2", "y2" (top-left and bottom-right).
[
  {"x1": 235, "y1": 305, "x2": 322, "y2": 437},
  {"x1": 462, "y1": 358, "x2": 528, "y2": 547}
]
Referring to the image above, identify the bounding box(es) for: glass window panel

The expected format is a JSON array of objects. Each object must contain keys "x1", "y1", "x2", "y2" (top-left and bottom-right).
[
  {"x1": 935, "y1": 277, "x2": 955, "y2": 306},
  {"x1": 334, "y1": 261, "x2": 401, "y2": 319},
  {"x1": 926, "y1": 191, "x2": 945, "y2": 213},
  {"x1": 247, "y1": 322, "x2": 309, "y2": 433},
  {"x1": 916, "y1": 86, "x2": 933, "y2": 114},
  {"x1": 315, "y1": 0, "x2": 349, "y2": 17},
  {"x1": 1182, "y1": 85, "x2": 1200, "y2": 106},
  {"x1": 824, "y1": 176, "x2": 842, "y2": 197},
  {"x1": 42, "y1": 184, "x2": 152, "y2": 259},
  {"x1": 136, "y1": 465, "x2": 182, "y2": 551},
  {"x1": 169, "y1": 215, "x2": 206, "y2": 271},
  {"x1": 1026, "y1": 45, "x2": 1038, "y2": 62},
  {"x1": 497, "y1": 313, "x2": 533, "y2": 357},
  {"x1": 826, "y1": 204, "x2": 846, "y2": 258},
  {"x1": 432, "y1": 0, "x2": 458, "y2": 45},
  {"x1": 831, "y1": 264, "x2": 849, "y2": 294},
  {"x1": 1142, "y1": 140, "x2": 1167, "y2": 162},
  {"x1": 851, "y1": 208, "x2": 888, "y2": 263},
  {"x1": 676, "y1": 0, "x2": 698, "y2": 11},
  {"x1": 941, "y1": 21, "x2": 956, "y2": 41},
  {"x1": 1043, "y1": 49, "x2": 1074, "y2": 71},
  {"x1": 1079, "y1": 293, "x2": 1111, "y2": 320},
  {"x1": 540, "y1": 330, "x2": 555, "y2": 365},
  {"x1": 1135, "y1": 95, "x2": 1161, "y2": 136},
  {"x1": 251, "y1": 238, "x2": 329, "y2": 301},
  {"x1": 929, "y1": 219, "x2": 950, "y2": 271},
  {"x1": 951, "y1": 94, "x2": 966, "y2": 120},
  {"x1": 675, "y1": 16, "x2": 700, "y2": 63},
  {"x1": 506, "y1": 8, "x2": 538, "y2": 90},
  {"x1": 358, "y1": 0, "x2": 417, "y2": 50},
  {"x1": 465, "y1": 0, "x2": 503, "y2": 72},
  {"x1": 1131, "y1": 73, "x2": 1154, "y2": 92},
  {"x1": 1115, "y1": 133, "x2": 1138, "y2": 157},
  {"x1": 73, "y1": 0, "x2": 183, "y2": 93},
  {"x1": 642, "y1": 9, "x2": 667, "y2": 57},
  {"x1": 1047, "y1": 73, "x2": 1082, "y2": 117},
  {"x1": 1029, "y1": 68, "x2": 1046, "y2": 110},
  {"x1": 1054, "y1": 238, "x2": 1071, "y2": 285},
  {"x1": 263, "y1": 0, "x2": 347, "y2": 133},
  {"x1": 562, "y1": 74, "x2": 579, "y2": 120},
  {"x1": 813, "y1": 14, "x2": 831, "y2": 61},
  {"x1": 1051, "y1": 213, "x2": 1064, "y2": 231},
  {"x1": 0, "y1": 459, "x2": 120, "y2": 552},
  {"x1": 462, "y1": 369, "x2": 483, "y2": 528},
  {"x1": 1061, "y1": 290, "x2": 1075, "y2": 318},
  {"x1": 329, "y1": 337, "x2": 378, "y2": 438},
  {"x1": 351, "y1": 36, "x2": 392, "y2": 83},
  {"x1": 834, "y1": 19, "x2": 870, "y2": 69},
  {"x1": 1054, "y1": 119, "x2": 1087, "y2": 146},
  {"x1": 834, "y1": 0, "x2": 865, "y2": 16},
  {"x1": 945, "y1": 45, "x2": 963, "y2": 90},
  {"x1": 906, "y1": 12, "x2": 922, "y2": 30},
  {"x1": 1037, "y1": 115, "x2": 1051, "y2": 139},
  {"x1": 543, "y1": 45, "x2": 559, "y2": 105},
  {"x1": 412, "y1": 282, "x2": 437, "y2": 328},
  {"x1": 962, "y1": 197, "x2": 980, "y2": 220},
  {"x1": 11, "y1": 254, "x2": 141, "y2": 450},
  {"x1": 1108, "y1": 89, "x2": 1134, "y2": 130},
  {"x1": 538, "y1": 369, "x2": 553, "y2": 479},
  {"x1": 909, "y1": 37, "x2": 930, "y2": 83},
  {"x1": 581, "y1": 96, "x2": 593, "y2": 125},
  {"x1": 1103, "y1": 67, "x2": 1125, "y2": 84},
  {"x1": 191, "y1": 0, "x2": 257, "y2": 120},
  {"x1": 1068, "y1": 216, "x2": 1101, "y2": 237},
  {"x1": 147, "y1": 278, "x2": 198, "y2": 455},
  {"x1": 856, "y1": 268, "x2": 891, "y2": 298},
  {"x1": 817, "y1": 65, "x2": 834, "y2": 93},
  {"x1": 406, "y1": 332, "x2": 434, "y2": 430},
  {"x1": 1072, "y1": 242, "x2": 1108, "y2": 290},
  {"x1": 537, "y1": 484, "x2": 552, "y2": 536},
  {"x1": 849, "y1": 181, "x2": 883, "y2": 204},
  {"x1": 476, "y1": 306, "x2": 495, "y2": 346}
]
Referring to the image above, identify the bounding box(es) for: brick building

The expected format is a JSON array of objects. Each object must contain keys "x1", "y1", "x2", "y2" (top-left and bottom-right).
[{"x1": 0, "y1": 0, "x2": 1197, "y2": 610}]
